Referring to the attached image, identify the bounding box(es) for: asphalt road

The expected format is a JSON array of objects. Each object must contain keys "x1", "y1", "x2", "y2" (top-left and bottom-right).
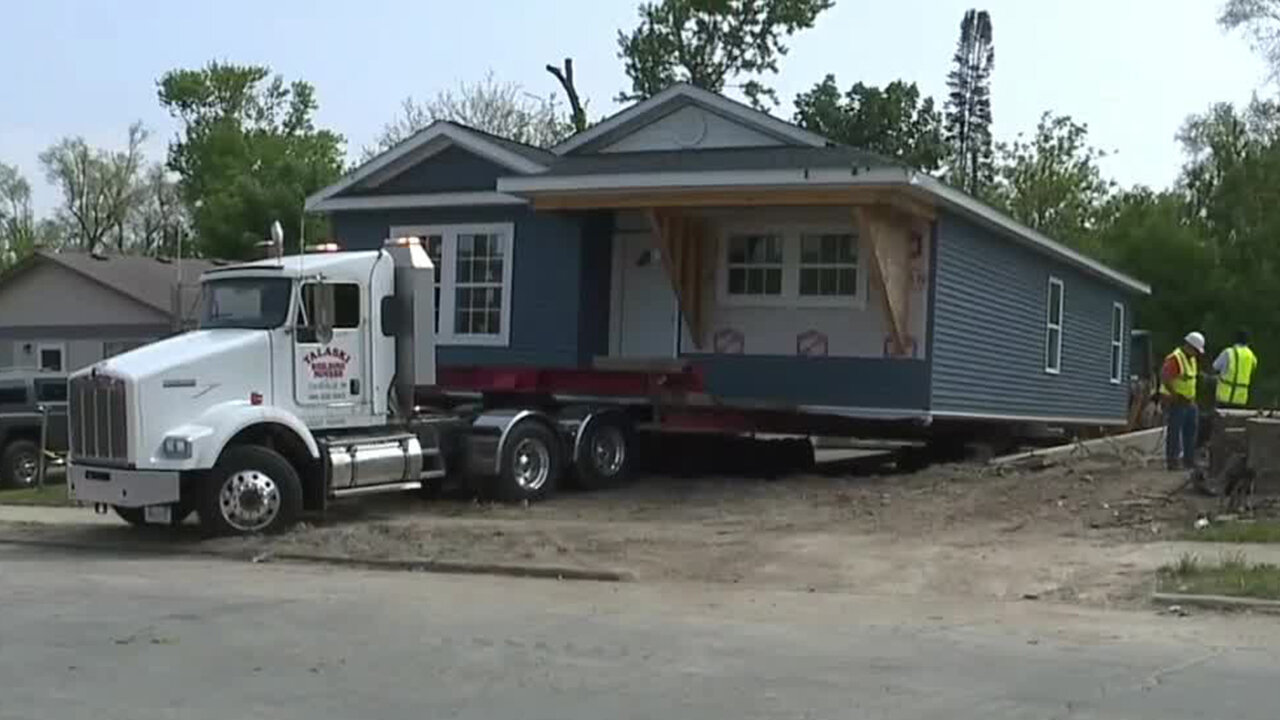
[{"x1": 2, "y1": 544, "x2": 1278, "y2": 720}]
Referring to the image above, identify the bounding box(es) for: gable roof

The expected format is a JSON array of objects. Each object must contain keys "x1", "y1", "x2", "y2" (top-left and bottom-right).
[
  {"x1": 552, "y1": 83, "x2": 831, "y2": 155},
  {"x1": 305, "y1": 121, "x2": 554, "y2": 212},
  {"x1": 9, "y1": 251, "x2": 218, "y2": 316}
]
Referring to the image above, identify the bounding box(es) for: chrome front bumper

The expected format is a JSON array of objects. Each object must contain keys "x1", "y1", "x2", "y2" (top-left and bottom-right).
[{"x1": 68, "y1": 463, "x2": 180, "y2": 508}]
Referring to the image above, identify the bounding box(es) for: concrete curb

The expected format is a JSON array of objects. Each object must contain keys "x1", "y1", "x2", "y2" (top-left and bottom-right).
[
  {"x1": 1153, "y1": 591, "x2": 1280, "y2": 612},
  {"x1": 0, "y1": 536, "x2": 634, "y2": 584},
  {"x1": 267, "y1": 552, "x2": 635, "y2": 582}
]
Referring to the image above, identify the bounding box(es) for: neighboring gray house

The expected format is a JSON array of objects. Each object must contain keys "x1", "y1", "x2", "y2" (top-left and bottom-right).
[
  {"x1": 0, "y1": 251, "x2": 215, "y2": 372},
  {"x1": 306, "y1": 84, "x2": 1151, "y2": 427}
]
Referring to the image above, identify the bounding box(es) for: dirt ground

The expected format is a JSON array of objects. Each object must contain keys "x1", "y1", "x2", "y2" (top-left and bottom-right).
[{"x1": 194, "y1": 440, "x2": 1279, "y2": 609}]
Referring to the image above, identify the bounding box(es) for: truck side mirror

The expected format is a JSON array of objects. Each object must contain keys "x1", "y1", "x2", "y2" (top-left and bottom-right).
[
  {"x1": 380, "y1": 295, "x2": 401, "y2": 337},
  {"x1": 313, "y1": 283, "x2": 335, "y2": 345}
]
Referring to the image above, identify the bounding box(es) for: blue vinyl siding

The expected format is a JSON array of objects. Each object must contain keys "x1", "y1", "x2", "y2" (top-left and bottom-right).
[
  {"x1": 342, "y1": 147, "x2": 506, "y2": 196},
  {"x1": 683, "y1": 354, "x2": 929, "y2": 410},
  {"x1": 331, "y1": 206, "x2": 588, "y2": 368},
  {"x1": 930, "y1": 211, "x2": 1131, "y2": 422}
]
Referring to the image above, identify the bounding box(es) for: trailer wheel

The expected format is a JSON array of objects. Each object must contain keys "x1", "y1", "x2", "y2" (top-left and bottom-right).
[
  {"x1": 494, "y1": 421, "x2": 562, "y2": 502},
  {"x1": 198, "y1": 445, "x2": 302, "y2": 536},
  {"x1": 1, "y1": 439, "x2": 40, "y2": 489},
  {"x1": 573, "y1": 417, "x2": 631, "y2": 490}
]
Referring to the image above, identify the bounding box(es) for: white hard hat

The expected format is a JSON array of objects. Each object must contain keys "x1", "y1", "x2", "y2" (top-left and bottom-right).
[{"x1": 1185, "y1": 331, "x2": 1206, "y2": 354}]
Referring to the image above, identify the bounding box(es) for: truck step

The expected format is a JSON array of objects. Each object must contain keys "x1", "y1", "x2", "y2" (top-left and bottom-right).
[{"x1": 332, "y1": 481, "x2": 423, "y2": 498}]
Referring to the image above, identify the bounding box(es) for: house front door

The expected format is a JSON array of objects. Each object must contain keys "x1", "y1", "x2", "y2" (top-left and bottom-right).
[{"x1": 611, "y1": 230, "x2": 678, "y2": 358}]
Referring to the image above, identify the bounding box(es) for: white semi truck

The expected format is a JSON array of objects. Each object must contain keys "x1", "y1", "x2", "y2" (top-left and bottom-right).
[{"x1": 67, "y1": 237, "x2": 632, "y2": 535}]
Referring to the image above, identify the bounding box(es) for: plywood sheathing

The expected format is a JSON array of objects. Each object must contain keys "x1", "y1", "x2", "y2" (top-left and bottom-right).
[{"x1": 856, "y1": 205, "x2": 916, "y2": 357}]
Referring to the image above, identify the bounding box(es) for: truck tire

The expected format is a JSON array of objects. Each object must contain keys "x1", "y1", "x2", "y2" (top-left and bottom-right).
[
  {"x1": 198, "y1": 445, "x2": 302, "y2": 537},
  {"x1": 494, "y1": 421, "x2": 562, "y2": 503},
  {"x1": 1, "y1": 439, "x2": 40, "y2": 489},
  {"x1": 573, "y1": 417, "x2": 632, "y2": 490}
]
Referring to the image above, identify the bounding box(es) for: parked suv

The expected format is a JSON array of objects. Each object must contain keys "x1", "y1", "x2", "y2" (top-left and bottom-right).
[{"x1": 0, "y1": 372, "x2": 68, "y2": 488}]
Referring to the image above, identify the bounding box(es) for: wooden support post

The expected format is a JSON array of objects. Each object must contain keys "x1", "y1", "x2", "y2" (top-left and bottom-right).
[
  {"x1": 646, "y1": 208, "x2": 708, "y2": 349},
  {"x1": 856, "y1": 206, "x2": 913, "y2": 357}
]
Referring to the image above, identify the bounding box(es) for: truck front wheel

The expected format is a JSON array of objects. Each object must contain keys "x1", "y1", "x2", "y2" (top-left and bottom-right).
[{"x1": 199, "y1": 445, "x2": 302, "y2": 536}]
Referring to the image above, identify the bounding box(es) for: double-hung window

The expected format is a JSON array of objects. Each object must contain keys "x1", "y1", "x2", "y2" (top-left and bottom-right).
[
  {"x1": 1045, "y1": 277, "x2": 1064, "y2": 374},
  {"x1": 798, "y1": 233, "x2": 858, "y2": 299},
  {"x1": 725, "y1": 234, "x2": 784, "y2": 298},
  {"x1": 1109, "y1": 302, "x2": 1125, "y2": 384},
  {"x1": 719, "y1": 227, "x2": 864, "y2": 307},
  {"x1": 390, "y1": 224, "x2": 513, "y2": 346}
]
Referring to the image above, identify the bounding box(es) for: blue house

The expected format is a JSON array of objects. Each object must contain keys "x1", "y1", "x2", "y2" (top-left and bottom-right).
[{"x1": 306, "y1": 84, "x2": 1150, "y2": 429}]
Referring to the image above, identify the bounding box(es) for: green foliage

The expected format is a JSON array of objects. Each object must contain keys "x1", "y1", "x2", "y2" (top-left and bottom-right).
[
  {"x1": 793, "y1": 76, "x2": 947, "y2": 171},
  {"x1": 617, "y1": 0, "x2": 834, "y2": 108},
  {"x1": 1221, "y1": 0, "x2": 1280, "y2": 79},
  {"x1": 0, "y1": 162, "x2": 42, "y2": 266},
  {"x1": 158, "y1": 62, "x2": 345, "y2": 260},
  {"x1": 989, "y1": 113, "x2": 1114, "y2": 249},
  {"x1": 944, "y1": 9, "x2": 995, "y2": 194}
]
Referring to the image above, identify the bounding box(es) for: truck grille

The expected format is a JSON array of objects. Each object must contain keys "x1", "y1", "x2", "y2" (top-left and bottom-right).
[{"x1": 69, "y1": 373, "x2": 128, "y2": 463}]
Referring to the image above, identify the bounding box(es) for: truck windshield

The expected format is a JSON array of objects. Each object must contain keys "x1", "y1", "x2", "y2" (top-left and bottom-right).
[{"x1": 200, "y1": 277, "x2": 294, "y2": 330}]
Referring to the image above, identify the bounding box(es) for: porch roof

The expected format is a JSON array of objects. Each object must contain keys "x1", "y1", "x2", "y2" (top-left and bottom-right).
[{"x1": 496, "y1": 156, "x2": 1151, "y2": 297}]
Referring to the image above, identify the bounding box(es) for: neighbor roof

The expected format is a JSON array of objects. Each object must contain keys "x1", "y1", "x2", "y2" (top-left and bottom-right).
[{"x1": 25, "y1": 251, "x2": 218, "y2": 316}]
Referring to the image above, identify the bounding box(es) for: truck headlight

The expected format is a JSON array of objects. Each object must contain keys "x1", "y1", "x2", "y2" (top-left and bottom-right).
[{"x1": 161, "y1": 436, "x2": 192, "y2": 459}]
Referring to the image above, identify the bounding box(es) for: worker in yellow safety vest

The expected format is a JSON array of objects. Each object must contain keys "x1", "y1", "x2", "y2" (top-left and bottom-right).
[
  {"x1": 1160, "y1": 331, "x2": 1205, "y2": 471},
  {"x1": 1212, "y1": 330, "x2": 1259, "y2": 409}
]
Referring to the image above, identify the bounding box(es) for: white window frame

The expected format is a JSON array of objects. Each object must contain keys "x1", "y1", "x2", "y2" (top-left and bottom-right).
[
  {"x1": 722, "y1": 233, "x2": 786, "y2": 303},
  {"x1": 37, "y1": 342, "x2": 65, "y2": 372},
  {"x1": 1109, "y1": 301, "x2": 1125, "y2": 384},
  {"x1": 389, "y1": 223, "x2": 514, "y2": 346},
  {"x1": 716, "y1": 223, "x2": 868, "y2": 310},
  {"x1": 1045, "y1": 276, "x2": 1064, "y2": 375}
]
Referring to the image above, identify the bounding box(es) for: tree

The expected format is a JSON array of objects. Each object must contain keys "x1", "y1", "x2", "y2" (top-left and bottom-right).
[
  {"x1": 546, "y1": 58, "x2": 589, "y2": 134},
  {"x1": 366, "y1": 72, "x2": 573, "y2": 160},
  {"x1": 38, "y1": 123, "x2": 148, "y2": 253},
  {"x1": 793, "y1": 76, "x2": 947, "y2": 172},
  {"x1": 988, "y1": 113, "x2": 1113, "y2": 250},
  {"x1": 944, "y1": 8, "x2": 995, "y2": 194},
  {"x1": 1221, "y1": 0, "x2": 1280, "y2": 78},
  {"x1": 1176, "y1": 97, "x2": 1280, "y2": 221},
  {"x1": 158, "y1": 62, "x2": 345, "y2": 259},
  {"x1": 129, "y1": 165, "x2": 188, "y2": 257},
  {"x1": 616, "y1": 0, "x2": 834, "y2": 107},
  {"x1": 0, "y1": 163, "x2": 42, "y2": 265}
]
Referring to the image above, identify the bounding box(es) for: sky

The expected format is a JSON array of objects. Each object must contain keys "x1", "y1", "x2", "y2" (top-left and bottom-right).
[{"x1": 0, "y1": 0, "x2": 1270, "y2": 215}]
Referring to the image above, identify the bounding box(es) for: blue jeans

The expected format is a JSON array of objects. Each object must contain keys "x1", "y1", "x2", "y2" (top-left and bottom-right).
[{"x1": 1165, "y1": 402, "x2": 1199, "y2": 469}]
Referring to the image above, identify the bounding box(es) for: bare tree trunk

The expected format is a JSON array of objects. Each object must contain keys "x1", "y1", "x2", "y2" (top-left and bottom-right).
[{"x1": 546, "y1": 58, "x2": 587, "y2": 133}]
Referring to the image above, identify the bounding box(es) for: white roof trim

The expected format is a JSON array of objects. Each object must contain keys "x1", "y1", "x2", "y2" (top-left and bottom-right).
[
  {"x1": 910, "y1": 174, "x2": 1151, "y2": 295},
  {"x1": 498, "y1": 167, "x2": 906, "y2": 193},
  {"x1": 305, "y1": 121, "x2": 548, "y2": 207},
  {"x1": 306, "y1": 191, "x2": 527, "y2": 212},
  {"x1": 552, "y1": 83, "x2": 830, "y2": 155}
]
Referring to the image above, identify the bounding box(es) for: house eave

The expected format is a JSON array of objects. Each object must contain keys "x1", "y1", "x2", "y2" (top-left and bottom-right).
[{"x1": 305, "y1": 191, "x2": 527, "y2": 213}]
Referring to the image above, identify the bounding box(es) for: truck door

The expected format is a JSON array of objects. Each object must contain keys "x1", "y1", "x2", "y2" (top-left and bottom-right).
[{"x1": 293, "y1": 282, "x2": 367, "y2": 421}]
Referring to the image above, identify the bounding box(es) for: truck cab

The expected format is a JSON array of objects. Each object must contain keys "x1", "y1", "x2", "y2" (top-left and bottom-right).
[{"x1": 65, "y1": 240, "x2": 455, "y2": 534}]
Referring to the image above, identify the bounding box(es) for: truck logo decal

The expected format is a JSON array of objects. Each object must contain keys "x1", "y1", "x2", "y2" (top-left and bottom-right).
[{"x1": 303, "y1": 347, "x2": 351, "y2": 379}]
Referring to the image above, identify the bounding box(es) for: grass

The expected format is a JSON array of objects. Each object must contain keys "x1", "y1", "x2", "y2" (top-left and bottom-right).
[
  {"x1": 1158, "y1": 551, "x2": 1280, "y2": 600},
  {"x1": 1187, "y1": 521, "x2": 1280, "y2": 544},
  {"x1": 0, "y1": 483, "x2": 73, "y2": 507}
]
